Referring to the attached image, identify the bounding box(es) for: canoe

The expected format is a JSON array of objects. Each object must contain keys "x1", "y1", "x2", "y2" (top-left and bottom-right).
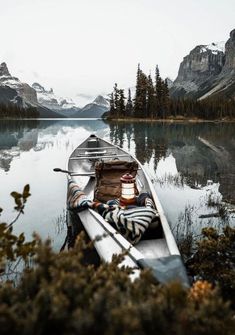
[{"x1": 67, "y1": 134, "x2": 189, "y2": 286}]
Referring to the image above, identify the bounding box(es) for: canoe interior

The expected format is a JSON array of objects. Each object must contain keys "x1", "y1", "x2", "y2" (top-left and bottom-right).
[{"x1": 68, "y1": 135, "x2": 179, "y2": 260}]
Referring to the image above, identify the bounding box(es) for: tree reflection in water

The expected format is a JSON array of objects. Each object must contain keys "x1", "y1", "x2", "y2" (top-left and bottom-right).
[{"x1": 108, "y1": 121, "x2": 235, "y2": 204}]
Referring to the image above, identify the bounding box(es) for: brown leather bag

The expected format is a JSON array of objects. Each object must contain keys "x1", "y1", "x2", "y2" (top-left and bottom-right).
[{"x1": 94, "y1": 160, "x2": 139, "y2": 203}]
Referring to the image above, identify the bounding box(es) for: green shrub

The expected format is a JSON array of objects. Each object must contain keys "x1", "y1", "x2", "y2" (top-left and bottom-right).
[
  {"x1": 0, "y1": 233, "x2": 234, "y2": 335},
  {"x1": 0, "y1": 187, "x2": 235, "y2": 334},
  {"x1": 186, "y1": 226, "x2": 235, "y2": 303}
]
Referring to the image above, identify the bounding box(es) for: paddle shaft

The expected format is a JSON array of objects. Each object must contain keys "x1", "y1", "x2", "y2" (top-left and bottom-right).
[{"x1": 53, "y1": 168, "x2": 95, "y2": 177}]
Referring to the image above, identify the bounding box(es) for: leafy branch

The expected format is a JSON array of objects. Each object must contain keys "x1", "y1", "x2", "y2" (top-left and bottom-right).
[
  {"x1": 0, "y1": 185, "x2": 36, "y2": 276},
  {"x1": 7, "y1": 184, "x2": 31, "y2": 229}
]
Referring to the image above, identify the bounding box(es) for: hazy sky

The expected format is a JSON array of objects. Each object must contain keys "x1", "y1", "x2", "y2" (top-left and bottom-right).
[{"x1": 0, "y1": 0, "x2": 235, "y2": 103}]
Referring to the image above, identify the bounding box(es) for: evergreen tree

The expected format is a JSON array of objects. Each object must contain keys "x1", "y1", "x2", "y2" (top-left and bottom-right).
[
  {"x1": 108, "y1": 63, "x2": 235, "y2": 121},
  {"x1": 161, "y1": 79, "x2": 170, "y2": 118},
  {"x1": 118, "y1": 89, "x2": 126, "y2": 117},
  {"x1": 0, "y1": 103, "x2": 39, "y2": 118},
  {"x1": 146, "y1": 74, "x2": 155, "y2": 118},
  {"x1": 134, "y1": 65, "x2": 148, "y2": 118},
  {"x1": 113, "y1": 83, "x2": 119, "y2": 117},
  {"x1": 108, "y1": 84, "x2": 126, "y2": 118},
  {"x1": 126, "y1": 88, "x2": 133, "y2": 117},
  {"x1": 155, "y1": 65, "x2": 164, "y2": 118},
  {"x1": 109, "y1": 92, "x2": 115, "y2": 115},
  {"x1": 134, "y1": 64, "x2": 143, "y2": 117},
  {"x1": 140, "y1": 71, "x2": 148, "y2": 117}
]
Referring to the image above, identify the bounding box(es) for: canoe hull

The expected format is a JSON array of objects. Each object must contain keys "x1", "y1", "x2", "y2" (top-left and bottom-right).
[{"x1": 67, "y1": 134, "x2": 189, "y2": 286}]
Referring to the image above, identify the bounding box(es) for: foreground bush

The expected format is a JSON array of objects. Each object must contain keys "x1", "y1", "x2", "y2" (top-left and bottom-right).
[
  {"x1": 0, "y1": 233, "x2": 234, "y2": 335},
  {"x1": 1, "y1": 186, "x2": 235, "y2": 334},
  {"x1": 186, "y1": 226, "x2": 235, "y2": 303}
]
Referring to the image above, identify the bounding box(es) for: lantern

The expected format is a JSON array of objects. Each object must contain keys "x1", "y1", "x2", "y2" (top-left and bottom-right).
[{"x1": 120, "y1": 173, "x2": 136, "y2": 206}]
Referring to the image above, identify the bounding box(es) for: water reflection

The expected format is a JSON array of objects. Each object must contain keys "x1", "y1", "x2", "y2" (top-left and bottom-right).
[
  {"x1": 0, "y1": 119, "x2": 108, "y2": 171},
  {"x1": 0, "y1": 119, "x2": 108, "y2": 249},
  {"x1": 108, "y1": 121, "x2": 235, "y2": 204},
  {"x1": 0, "y1": 120, "x2": 39, "y2": 171},
  {"x1": 0, "y1": 119, "x2": 234, "y2": 247}
]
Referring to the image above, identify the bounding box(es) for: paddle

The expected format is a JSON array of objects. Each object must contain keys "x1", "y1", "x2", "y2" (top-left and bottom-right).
[
  {"x1": 53, "y1": 168, "x2": 71, "y2": 174},
  {"x1": 53, "y1": 168, "x2": 95, "y2": 177}
]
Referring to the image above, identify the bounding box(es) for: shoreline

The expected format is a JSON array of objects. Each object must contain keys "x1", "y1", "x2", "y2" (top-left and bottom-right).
[
  {"x1": 106, "y1": 117, "x2": 235, "y2": 123},
  {"x1": 0, "y1": 117, "x2": 235, "y2": 123}
]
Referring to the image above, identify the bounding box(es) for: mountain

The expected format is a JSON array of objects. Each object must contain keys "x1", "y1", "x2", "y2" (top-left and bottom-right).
[
  {"x1": 0, "y1": 62, "x2": 61, "y2": 117},
  {"x1": 32, "y1": 83, "x2": 81, "y2": 117},
  {"x1": 0, "y1": 63, "x2": 109, "y2": 118},
  {"x1": 0, "y1": 85, "x2": 20, "y2": 105},
  {"x1": 32, "y1": 83, "x2": 110, "y2": 118},
  {"x1": 166, "y1": 77, "x2": 173, "y2": 89},
  {"x1": 200, "y1": 29, "x2": 235, "y2": 99},
  {"x1": 170, "y1": 29, "x2": 235, "y2": 100},
  {"x1": 73, "y1": 95, "x2": 110, "y2": 118},
  {"x1": 0, "y1": 62, "x2": 37, "y2": 105}
]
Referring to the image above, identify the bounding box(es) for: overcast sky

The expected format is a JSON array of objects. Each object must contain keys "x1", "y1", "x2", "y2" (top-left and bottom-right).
[{"x1": 0, "y1": 0, "x2": 234, "y2": 104}]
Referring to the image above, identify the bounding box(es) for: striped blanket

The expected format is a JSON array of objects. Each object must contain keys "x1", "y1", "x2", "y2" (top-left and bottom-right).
[
  {"x1": 67, "y1": 180, "x2": 93, "y2": 210},
  {"x1": 67, "y1": 180, "x2": 158, "y2": 244}
]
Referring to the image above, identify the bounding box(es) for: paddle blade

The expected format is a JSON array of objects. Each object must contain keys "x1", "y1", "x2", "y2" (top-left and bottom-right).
[{"x1": 53, "y1": 168, "x2": 62, "y2": 172}]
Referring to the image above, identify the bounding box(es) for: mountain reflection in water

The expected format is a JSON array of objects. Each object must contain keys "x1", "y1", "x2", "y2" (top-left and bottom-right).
[
  {"x1": 0, "y1": 119, "x2": 234, "y2": 247},
  {"x1": 109, "y1": 121, "x2": 235, "y2": 204}
]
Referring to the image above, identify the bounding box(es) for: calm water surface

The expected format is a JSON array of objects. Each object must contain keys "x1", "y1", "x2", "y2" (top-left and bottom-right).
[{"x1": 0, "y1": 119, "x2": 235, "y2": 249}]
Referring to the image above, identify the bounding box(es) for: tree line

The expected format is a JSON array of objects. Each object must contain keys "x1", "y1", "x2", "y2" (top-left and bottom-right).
[
  {"x1": 0, "y1": 102, "x2": 39, "y2": 118},
  {"x1": 168, "y1": 98, "x2": 235, "y2": 120},
  {"x1": 108, "y1": 64, "x2": 235, "y2": 120}
]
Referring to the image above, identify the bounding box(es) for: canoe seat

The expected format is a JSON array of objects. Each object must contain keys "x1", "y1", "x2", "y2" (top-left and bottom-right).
[
  {"x1": 85, "y1": 150, "x2": 107, "y2": 155},
  {"x1": 87, "y1": 137, "x2": 99, "y2": 148},
  {"x1": 94, "y1": 160, "x2": 139, "y2": 203}
]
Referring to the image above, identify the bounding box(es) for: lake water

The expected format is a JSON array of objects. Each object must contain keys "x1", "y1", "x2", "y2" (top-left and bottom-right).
[{"x1": 0, "y1": 119, "x2": 235, "y2": 250}]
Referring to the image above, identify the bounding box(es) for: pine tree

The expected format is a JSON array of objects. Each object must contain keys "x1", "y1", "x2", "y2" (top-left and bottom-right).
[
  {"x1": 154, "y1": 65, "x2": 170, "y2": 119},
  {"x1": 134, "y1": 64, "x2": 143, "y2": 117},
  {"x1": 114, "y1": 83, "x2": 119, "y2": 117},
  {"x1": 118, "y1": 89, "x2": 126, "y2": 117},
  {"x1": 161, "y1": 79, "x2": 170, "y2": 118},
  {"x1": 146, "y1": 74, "x2": 155, "y2": 118},
  {"x1": 134, "y1": 64, "x2": 148, "y2": 118},
  {"x1": 140, "y1": 71, "x2": 148, "y2": 118},
  {"x1": 109, "y1": 92, "x2": 115, "y2": 115},
  {"x1": 126, "y1": 88, "x2": 133, "y2": 117},
  {"x1": 155, "y1": 65, "x2": 164, "y2": 118}
]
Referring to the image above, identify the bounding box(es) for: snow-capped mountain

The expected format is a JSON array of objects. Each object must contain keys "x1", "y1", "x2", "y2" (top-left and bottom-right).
[
  {"x1": 170, "y1": 29, "x2": 235, "y2": 99},
  {"x1": 0, "y1": 62, "x2": 110, "y2": 118},
  {"x1": 199, "y1": 41, "x2": 225, "y2": 54},
  {"x1": 32, "y1": 82, "x2": 109, "y2": 118},
  {"x1": 0, "y1": 62, "x2": 61, "y2": 117},
  {"x1": 0, "y1": 62, "x2": 37, "y2": 106},
  {"x1": 73, "y1": 95, "x2": 110, "y2": 118},
  {"x1": 92, "y1": 95, "x2": 110, "y2": 108},
  {"x1": 32, "y1": 82, "x2": 81, "y2": 117},
  {"x1": 170, "y1": 42, "x2": 225, "y2": 99}
]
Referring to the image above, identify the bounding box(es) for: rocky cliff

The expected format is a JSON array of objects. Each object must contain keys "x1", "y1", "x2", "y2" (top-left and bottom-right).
[
  {"x1": 170, "y1": 29, "x2": 235, "y2": 99},
  {"x1": 223, "y1": 29, "x2": 235, "y2": 71},
  {"x1": 0, "y1": 62, "x2": 38, "y2": 105},
  {"x1": 0, "y1": 63, "x2": 62, "y2": 117},
  {"x1": 0, "y1": 62, "x2": 11, "y2": 77},
  {"x1": 0, "y1": 85, "x2": 19, "y2": 105}
]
